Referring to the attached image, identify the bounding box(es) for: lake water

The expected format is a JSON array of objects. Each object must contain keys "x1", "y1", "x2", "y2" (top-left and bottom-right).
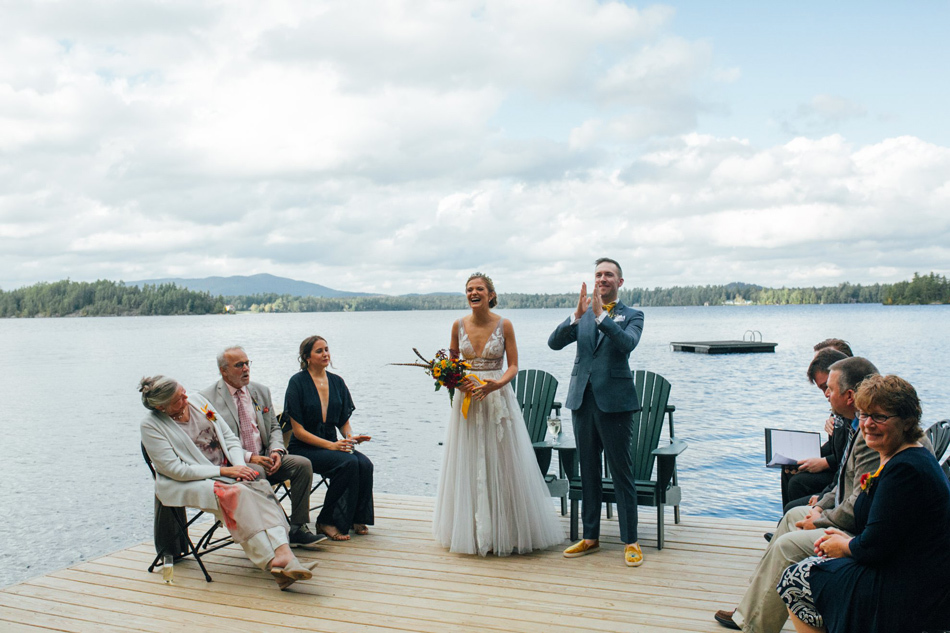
[{"x1": 2, "y1": 304, "x2": 949, "y2": 587}]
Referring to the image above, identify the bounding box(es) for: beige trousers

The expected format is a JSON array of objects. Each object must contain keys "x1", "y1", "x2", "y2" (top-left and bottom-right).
[
  {"x1": 241, "y1": 526, "x2": 290, "y2": 570},
  {"x1": 733, "y1": 506, "x2": 847, "y2": 633}
]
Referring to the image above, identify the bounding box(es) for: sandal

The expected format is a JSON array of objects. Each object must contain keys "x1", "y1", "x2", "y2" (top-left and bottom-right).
[
  {"x1": 354, "y1": 524, "x2": 369, "y2": 535},
  {"x1": 317, "y1": 524, "x2": 350, "y2": 541}
]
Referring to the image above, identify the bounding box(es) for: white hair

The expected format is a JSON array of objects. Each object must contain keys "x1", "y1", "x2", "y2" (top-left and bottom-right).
[
  {"x1": 138, "y1": 375, "x2": 180, "y2": 411},
  {"x1": 216, "y1": 345, "x2": 246, "y2": 369}
]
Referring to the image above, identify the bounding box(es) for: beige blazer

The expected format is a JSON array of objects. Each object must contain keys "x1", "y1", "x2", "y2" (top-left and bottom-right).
[
  {"x1": 140, "y1": 393, "x2": 246, "y2": 512},
  {"x1": 200, "y1": 379, "x2": 285, "y2": 456}
]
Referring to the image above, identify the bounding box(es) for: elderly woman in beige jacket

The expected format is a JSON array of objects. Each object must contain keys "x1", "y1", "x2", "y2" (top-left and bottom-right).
[{"x1": 139, "y1": 375, "x2": 313, "y2": 590}]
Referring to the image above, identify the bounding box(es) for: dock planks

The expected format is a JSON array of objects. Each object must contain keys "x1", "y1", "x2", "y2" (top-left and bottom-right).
[{"x1": 0, "y1": 492, "x2": 795, "y2": 632}]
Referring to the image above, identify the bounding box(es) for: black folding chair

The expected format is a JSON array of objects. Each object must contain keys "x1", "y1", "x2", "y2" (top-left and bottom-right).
[{"x1": 142, "y1": 444, "x2": 233, "y2": 582}]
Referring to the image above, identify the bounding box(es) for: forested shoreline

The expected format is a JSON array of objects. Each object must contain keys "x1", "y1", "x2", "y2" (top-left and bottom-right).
[{"x1": 1, "y1": 273, "x2": 947, "y2": 318}]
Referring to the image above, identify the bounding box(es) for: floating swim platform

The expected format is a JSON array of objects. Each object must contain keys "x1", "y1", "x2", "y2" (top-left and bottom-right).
[{"x1": 671, "y1": 330, "x2": 777, "y2": 354}]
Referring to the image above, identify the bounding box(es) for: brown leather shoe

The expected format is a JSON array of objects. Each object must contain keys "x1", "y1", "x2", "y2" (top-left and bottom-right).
[{"x1": 714, "y1": 609, "x2": 740, "y2": 630}]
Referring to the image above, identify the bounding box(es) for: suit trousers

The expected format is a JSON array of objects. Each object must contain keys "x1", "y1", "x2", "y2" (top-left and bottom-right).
[
  {"x1": 573, "y1": 384, "x2": 638, "y2": 543},
  {"x1": 734, "y1": 506, "x2": 849, "y2": 633},
  {"x1": 263, "y1": 454, "x2": 313, "y2": 526},
  {"x1": 780, "y1": 469, "x2": 833, "y2": 509}
]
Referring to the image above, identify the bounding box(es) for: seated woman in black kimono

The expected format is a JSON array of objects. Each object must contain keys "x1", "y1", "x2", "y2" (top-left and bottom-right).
[
  {"x1": 777, "y1": 374, "x2": 950, "y2": 633},
  {"x1": 285, "y1": 335, "x2": 374, "y2": 541}
]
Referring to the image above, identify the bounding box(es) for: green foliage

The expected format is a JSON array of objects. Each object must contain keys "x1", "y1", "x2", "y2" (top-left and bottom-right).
[
  {"x1": 881, "y1": 272, "x2": 950, "y2": 305},
  {"x1": 2, "y1": 272, "x2": 947, "y2": 318},
  {"x1": 0, "y1": 280, "x2": 225, "y2": 317}
]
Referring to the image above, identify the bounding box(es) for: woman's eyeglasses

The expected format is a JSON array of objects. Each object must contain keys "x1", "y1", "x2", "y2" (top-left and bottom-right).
[{"x1": 857, "y1": 411, "x2": 899, "y2": 424}]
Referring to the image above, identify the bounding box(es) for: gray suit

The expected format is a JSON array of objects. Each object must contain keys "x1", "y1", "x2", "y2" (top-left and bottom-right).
[
  {"x1": 549, "y1": 302, "x2": 644, "y2": 543},
  {"x1": 201, "y1": 380, "x2": 314, "y2": 525}
]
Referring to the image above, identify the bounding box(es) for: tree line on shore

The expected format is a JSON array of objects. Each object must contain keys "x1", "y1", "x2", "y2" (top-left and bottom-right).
[
  {"x1": 1, "y1": 272, "x2": 947, "y2": 318},
  {"x1": 0, "y1": 280, "x2": 226, "y2": 317}
]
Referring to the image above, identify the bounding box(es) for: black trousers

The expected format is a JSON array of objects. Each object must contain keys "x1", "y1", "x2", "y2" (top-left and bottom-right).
[
  {"x1": 781, "y1": 468, "x2": 834, "y2": 512},
  {"x1": 291, "y1": 446, "x2": 374, "y2": 534}
]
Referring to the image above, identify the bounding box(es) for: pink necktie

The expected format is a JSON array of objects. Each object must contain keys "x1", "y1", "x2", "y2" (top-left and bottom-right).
[{"x1": 235, "y1": 389, "x2": 262, "y2": 455}]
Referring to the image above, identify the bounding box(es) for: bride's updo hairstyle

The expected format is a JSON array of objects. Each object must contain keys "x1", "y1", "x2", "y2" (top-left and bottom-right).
[
  {"x1": 139, "y1": 375, "x2": 180, "y2": 411},
  {"x1": 467, "y1": 272, "x2": 497, "y2": 308},
  {"x1": 299, "y1": 335, "x2": 329, "y2": 370}
]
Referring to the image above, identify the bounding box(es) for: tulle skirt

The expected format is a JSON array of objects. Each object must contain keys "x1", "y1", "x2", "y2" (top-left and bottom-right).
[{"x1": 432, "y1": 371, "x2": 565, "y2": 556}]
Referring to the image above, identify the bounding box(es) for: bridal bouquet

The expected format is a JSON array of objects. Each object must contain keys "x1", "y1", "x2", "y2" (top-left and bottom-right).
[{"x1": 391, "y1": 348, "x2": 477, "y2": 407}]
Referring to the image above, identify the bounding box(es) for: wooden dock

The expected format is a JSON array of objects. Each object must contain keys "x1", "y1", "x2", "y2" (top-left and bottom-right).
[
  {"x1": 0, "y1": 492, "x2": 793, "y2": 632},
  {"x1": 671, "y1": 340, "x2": 778, "y2": 354}
]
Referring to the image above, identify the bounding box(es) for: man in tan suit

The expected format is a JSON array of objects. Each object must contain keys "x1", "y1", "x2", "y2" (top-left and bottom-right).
[{"x1": 201, "y1": 346, "x2": 322, "y2": 549}]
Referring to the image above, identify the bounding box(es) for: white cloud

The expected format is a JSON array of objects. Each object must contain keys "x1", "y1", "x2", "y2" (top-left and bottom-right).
[
  {"x1": 780, "y1": 94, "x2": 869, "y2": 136},
  {"x1": 0, "y1": 1, "x2": 948, "y2": 294}
]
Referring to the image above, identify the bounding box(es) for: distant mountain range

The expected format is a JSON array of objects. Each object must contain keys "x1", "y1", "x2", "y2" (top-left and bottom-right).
[{"x1": 128, "y1": 273, "x2": 378, "y2": 298}]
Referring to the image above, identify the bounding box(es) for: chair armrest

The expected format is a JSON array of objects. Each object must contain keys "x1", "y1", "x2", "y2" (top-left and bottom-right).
[
  {"x1": 665, "y1": 404, "x2": 676, "y2": 413},
  {"x1": 652, "y1": 439, "x2": 687, "y2": 457}
]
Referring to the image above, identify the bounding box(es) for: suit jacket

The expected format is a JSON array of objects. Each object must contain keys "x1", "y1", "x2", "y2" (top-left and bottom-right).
[
  {"x1": 548, "y1": 301, "x2": 644, "y2": 413},
  {"x1": 140, "y1": 393, "x2": 247, "y2": 512},
  {"x1": 200, "y1": 380, "x2": 286, "y2": 457}
]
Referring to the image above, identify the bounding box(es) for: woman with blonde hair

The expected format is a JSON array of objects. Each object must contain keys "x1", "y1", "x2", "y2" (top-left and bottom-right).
[{"x1": 433, "y1": 273, "x2": 564, "y2": 556}]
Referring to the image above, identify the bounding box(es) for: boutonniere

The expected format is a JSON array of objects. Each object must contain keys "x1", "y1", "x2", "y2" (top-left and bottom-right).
[
  {"x1": 200, "y1": 404, "x2": 217, "y2": 423},
  {"x1": 251, "y1": 397, "x2": 267, "y2": 414},
  {"x1": 859, "y1": 463, "x2": 885, "y2": 492}
]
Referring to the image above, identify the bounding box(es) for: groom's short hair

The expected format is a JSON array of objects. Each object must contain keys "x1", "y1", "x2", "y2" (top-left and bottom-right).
[{"x1": 595, "y1": 257, "x2": 622, "y2": 278}]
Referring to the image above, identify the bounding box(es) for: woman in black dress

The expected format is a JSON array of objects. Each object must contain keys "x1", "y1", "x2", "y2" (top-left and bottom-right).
[
  {"x1": 777, "y1": 374, "x2": 950, "y2": 633},
  {"x1": 285, "y1": 335, "x2": 374, "y2": 541}
]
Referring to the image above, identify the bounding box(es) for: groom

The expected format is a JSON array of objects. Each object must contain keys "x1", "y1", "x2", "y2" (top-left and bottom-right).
[{"x1": 548, "y1": 257, "x2": 645, "y2": 566}]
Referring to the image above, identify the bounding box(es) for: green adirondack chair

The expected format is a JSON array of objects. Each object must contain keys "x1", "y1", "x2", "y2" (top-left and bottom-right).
[
  {"x1": 925, "y1": 419, "x2": 950, "y2": 463},
  {"x1": 512, "y1": 369, "x2": 568, "y2": 512},
  {"x1": 567, "y1": 370, "x2": 686, "y2": 549}
]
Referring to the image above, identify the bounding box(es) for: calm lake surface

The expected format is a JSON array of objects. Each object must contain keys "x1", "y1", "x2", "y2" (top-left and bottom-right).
[{"x1": 2, "y1": 304, "x2": 949, "y2": 587}]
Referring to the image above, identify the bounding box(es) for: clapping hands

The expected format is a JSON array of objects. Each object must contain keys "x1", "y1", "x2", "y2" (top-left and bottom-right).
[{"x1": 575, "y1": 282, "x2": 605, "y2": 320}]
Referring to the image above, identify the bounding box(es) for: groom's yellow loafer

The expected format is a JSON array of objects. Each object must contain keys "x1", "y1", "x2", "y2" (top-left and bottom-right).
[
  {"x1": 563, "y1": 540, "x2": 600, "y2": 558},
  {"x1": 624, "y1": 542, "x2": 644, "y2": 567}
]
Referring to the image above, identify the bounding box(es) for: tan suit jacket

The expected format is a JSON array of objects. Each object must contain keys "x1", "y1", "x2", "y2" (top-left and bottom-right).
[{"x1": 200, "y1": 380, "x2": 286, "y2": 456}]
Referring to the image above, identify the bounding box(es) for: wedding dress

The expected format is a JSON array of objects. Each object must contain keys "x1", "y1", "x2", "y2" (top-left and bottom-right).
[{"x1": 432, "y1": 317, "x2": 565, "y2": 556}]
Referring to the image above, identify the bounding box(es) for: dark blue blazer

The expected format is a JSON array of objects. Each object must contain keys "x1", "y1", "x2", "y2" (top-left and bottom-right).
[{"x1": 548, "y1": 301, "x2": 644, "y2": 413}]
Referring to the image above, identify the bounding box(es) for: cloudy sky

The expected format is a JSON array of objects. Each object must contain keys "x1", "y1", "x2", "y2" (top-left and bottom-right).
[{"x1": 2, "y1": 1, "x2": 948, "y2": 294}]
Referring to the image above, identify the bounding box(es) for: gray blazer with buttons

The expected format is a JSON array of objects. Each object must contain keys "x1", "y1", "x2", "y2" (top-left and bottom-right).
[
  {"x1": 200, "y1": 379, "x2": 286, "y2": 456},
  {"x1": 548, "y1": 301, "x2": 644, "y2": 413}
]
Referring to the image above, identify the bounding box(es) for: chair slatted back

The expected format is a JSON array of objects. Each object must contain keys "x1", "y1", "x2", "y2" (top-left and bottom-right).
[
  {"x1": 631, "y1": 370, "x2": 672, "y2": 481},
  {"x1": 926, "y1": 419, "x2": 950, "y2": 463},
  {"x1": 512, "y1": 369, "x2": 559, "y2": 443}
]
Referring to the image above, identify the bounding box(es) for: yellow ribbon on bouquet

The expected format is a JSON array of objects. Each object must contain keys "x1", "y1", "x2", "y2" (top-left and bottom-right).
[{"x1": 461, "y1": 374, "x2": 485, "y2": 419}]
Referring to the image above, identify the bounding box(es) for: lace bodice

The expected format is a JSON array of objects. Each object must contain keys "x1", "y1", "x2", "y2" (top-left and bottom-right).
[{"x1": 458, "y1": 317, "x2": 505, "y2": 371}]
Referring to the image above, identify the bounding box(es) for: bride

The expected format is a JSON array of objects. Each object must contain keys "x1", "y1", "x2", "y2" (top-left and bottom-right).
[{"x1": 432, "y1": 273, "x2": 565, "y2": 556}]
